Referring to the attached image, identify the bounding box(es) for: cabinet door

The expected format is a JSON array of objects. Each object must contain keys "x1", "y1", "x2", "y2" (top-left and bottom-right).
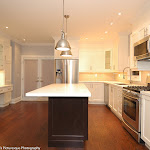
[
  {"x1": 109, "y1": 85, "x2": 113, "y2": 108},
  {"x1": 79, "y1": 50, "x2": 105, "y2": 72},
  {"x1": 79, "y1": 51, "x2": 93, "y2": 72},
  {"x1": 130, "y1": 33, "x2": 138, "y2": 69},
  {"x1": 139, "y1": 28, "x2": 145, "y2": 40},
  {"x1": 141, "y1": 95, "x2": 150, "y2": 146},
  {"x1": 83, "y1": 83, "x2": 92, "y2": 101},
  {"x1": 113, "y1": 86, "x2": 118, "y2": 113},
  {"x1": 117, "y1": 87, "x2": 123, "y2": 118},
  {"x1": 94, "y1": 51, "x2": 105, "y2": 72},
  {"x1": 41, "y1": 59, "x2": 55, "y2": 87},
  {"x1": 92, "y1": 83, "x2": 104, "y2": 103}
]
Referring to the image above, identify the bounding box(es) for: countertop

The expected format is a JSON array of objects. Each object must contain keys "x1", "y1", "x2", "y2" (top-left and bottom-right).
[
  {"x1": 26, "y1": 83, "x2": 91, "y2": 97},
  {"x1": 79, "y1": 81, "x2": 145, "y2": 87}
]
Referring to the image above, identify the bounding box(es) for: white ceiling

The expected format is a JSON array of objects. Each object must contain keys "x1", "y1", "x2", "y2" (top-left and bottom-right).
[{"x1": 0, "y1": 0, "x2": 149, "y2": 44}]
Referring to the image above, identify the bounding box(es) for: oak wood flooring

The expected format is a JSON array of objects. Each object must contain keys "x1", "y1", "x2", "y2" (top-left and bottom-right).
[{"x1": 0, "y1": 102, "x2": 148, "y2": 150}]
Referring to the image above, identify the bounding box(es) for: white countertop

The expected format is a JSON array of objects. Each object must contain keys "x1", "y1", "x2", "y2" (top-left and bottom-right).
[
  {"x1": 26, "y1": 83, "x2": 91, "y2": 97},
  {"x1": 79, "y1": 81, "x2": 145, "y2": 87}
]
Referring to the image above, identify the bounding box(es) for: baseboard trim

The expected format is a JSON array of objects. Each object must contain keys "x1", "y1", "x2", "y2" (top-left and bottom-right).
[
  {"x1": 145, "y1": 143, "x2": 150, "y2": 150},
  {"x1": 10, "y1": 96, "x2": 21, "y2": 104},
  {"x1": 0, "y1": 102, "x2": 9, "y2": 107}
]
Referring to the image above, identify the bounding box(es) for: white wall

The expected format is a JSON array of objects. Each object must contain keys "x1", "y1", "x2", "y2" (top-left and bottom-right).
[
  {"x1": 132, "y1": 0, "x2": 150, "y2": 32},
  {"x1": 11, "y1": 42, "x2": 21, "y2": 99},
  {"x1": 21, "y1": 44, "x2": 54, "y2": 56}
]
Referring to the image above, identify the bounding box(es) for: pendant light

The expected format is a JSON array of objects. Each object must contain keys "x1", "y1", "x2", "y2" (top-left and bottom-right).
[
  {"x1": 60, "y1": 15, "x2": 72, "y2": 57},
  {"x1": 55, "y1": 0, "x2": 71, "y2": 51}
]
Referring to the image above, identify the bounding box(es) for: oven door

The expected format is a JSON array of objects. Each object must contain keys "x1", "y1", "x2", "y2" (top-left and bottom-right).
[{"x1": 122, "y1": 93, "x2": 139, "y2": 132}]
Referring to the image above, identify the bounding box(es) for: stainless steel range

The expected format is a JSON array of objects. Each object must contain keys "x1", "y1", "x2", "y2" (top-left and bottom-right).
[{"x1": 122, "y1": 85, "x2": 150, "y2": 142}]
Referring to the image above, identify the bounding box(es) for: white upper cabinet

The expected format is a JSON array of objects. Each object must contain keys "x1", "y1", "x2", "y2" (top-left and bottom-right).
[
  {"x1": 130, "y1": 24, "x2": 150, "y2": 70},
  {"x1": 113, "y1": 35, "x2": 129, "y2": 72},
  {"x1": 138, "y1": 25, "x2": 150, "y2": 40},
  {"x1": 130, "y1": 33, "x2": 138, "y2": 69},
  {"x1": 79, "y1": 50, "x2": 111, "y2": 72}
]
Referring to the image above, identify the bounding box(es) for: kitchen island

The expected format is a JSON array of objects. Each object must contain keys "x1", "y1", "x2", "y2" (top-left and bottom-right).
[{"x1": 26, "y1": 83, "x2": 91, "y2": 148}]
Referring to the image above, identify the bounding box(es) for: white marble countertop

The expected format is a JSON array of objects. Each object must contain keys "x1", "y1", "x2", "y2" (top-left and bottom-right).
[{"x1": 26, "y1": 83, "x2": 91, "y2": 97}]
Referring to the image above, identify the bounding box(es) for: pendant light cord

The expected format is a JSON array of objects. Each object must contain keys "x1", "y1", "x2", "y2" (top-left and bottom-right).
[
  {"x1": 66, "y1": 16, "x2": 67, "y2": 39},
  {"x1": 62, "y1": 0, "x2": 64, "y2": 32}
]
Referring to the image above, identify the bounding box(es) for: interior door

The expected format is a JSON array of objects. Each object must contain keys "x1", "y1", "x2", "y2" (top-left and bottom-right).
[
  {"x1": 41, "y1": 59, "x2": 55, "y2": 87},
  {"x1": 23, "y1": 59, "x2": 39, "y2": 99}
]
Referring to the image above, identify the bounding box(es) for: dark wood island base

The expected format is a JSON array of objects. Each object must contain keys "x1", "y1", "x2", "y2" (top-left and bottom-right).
[{"x1": 48, "y1": 97, "x2": 88, "y2": 148}]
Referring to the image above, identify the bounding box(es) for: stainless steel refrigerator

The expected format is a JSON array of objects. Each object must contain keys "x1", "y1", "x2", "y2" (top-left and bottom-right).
[{"x1": 55, "y1": 59, "x2": 79, "y2": 83}]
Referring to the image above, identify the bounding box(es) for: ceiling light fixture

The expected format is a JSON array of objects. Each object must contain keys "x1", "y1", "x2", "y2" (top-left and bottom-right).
[
  {"x1": 105, "y1": 31, "x2": 108, "y2": 34},
  {"x1": 85, "y1": 38, "x2": 88, "y2": 40},
  {"x1": 110, "y1": 22, "x2": 113, "y2": 25},
  {"x1": 6, "y1": 27, "x2": 8, "y2": 29},
  {"x1": 55, "y1": 0, "x2": 71, "y2": 51},
  {"x1": 60, "y1": 15, "x2": 72, "y2": 57},
  {"x1": 118, "y1": 12, "x2": 122, "y2": 16},
  {"x1": 60, "y1": 50, "x2": 72, "y2": 57}
]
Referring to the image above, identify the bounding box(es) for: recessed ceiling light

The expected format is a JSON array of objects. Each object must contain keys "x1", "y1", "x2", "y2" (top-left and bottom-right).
[
  {"x1": 118, "y1": 12, "x2": 122, "y2": 16},
  {"x1": 105, "y1": 31, "x2": 108, "y2": 34},
  {"x1": 6, "y1": 27, "x2": 8, "y2": 29},
  {"x1": 85, "y1": 38, "x2": 88, "y2": 40},
  {"x1": 23, "y1": 39, "x2": 26, "y2": 41},
  {"x1": 110, "y1": 22, "x2": 113, "y2": 25}
]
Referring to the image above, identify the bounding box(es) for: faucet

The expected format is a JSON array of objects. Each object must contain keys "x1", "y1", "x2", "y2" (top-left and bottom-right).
[{"x1": 123, "y1": 67, "x2": 132, "y2": 84}]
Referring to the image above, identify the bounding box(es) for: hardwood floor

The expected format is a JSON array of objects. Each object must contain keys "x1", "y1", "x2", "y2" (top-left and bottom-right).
[{"x1": 0, "y1": 102, "x2": 148, "y2": 150}]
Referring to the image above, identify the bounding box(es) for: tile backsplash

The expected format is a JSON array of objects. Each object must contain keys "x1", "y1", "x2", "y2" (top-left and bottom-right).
[
  {"x1": 79, "y1": 71, "x2": 150, "y2": 85},
  {"x1": 79, "y1": 72, "x2": 115, "y2": 81}
]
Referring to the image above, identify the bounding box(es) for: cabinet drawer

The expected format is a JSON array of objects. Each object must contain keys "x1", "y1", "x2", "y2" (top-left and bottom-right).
[
  {"x1": 5, "y1": 87, "x2": 13, "y2": 92},
  {"x1": 0, "y1": 88, "x2": 4, "y2": 94}
]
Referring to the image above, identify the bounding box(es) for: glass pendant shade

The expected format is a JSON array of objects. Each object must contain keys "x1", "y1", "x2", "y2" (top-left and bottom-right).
[
  {"x1": 60, "y1": 50, "x2": 72, "y2": 57},
  {"x1": 55, "y1": 32, "x2": 71, "y2": 51}
]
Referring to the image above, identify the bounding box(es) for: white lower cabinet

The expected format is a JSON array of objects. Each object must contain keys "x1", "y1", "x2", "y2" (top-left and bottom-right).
[
  {"x1": 109, "y1": 84, "x2": 123, "y2": 120},
  {"x1": 109, "y1": 85, "x2": 113, "y2": 108},
  {"x1": 83, "y1": 82, "x2": 104, "y2": 104},
  {"x1": 0, "y1": 86, "x2": 13, "y2": 107},
  {"x1": 141, "y1": 93, "x2": 150, "y2": 148}
]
